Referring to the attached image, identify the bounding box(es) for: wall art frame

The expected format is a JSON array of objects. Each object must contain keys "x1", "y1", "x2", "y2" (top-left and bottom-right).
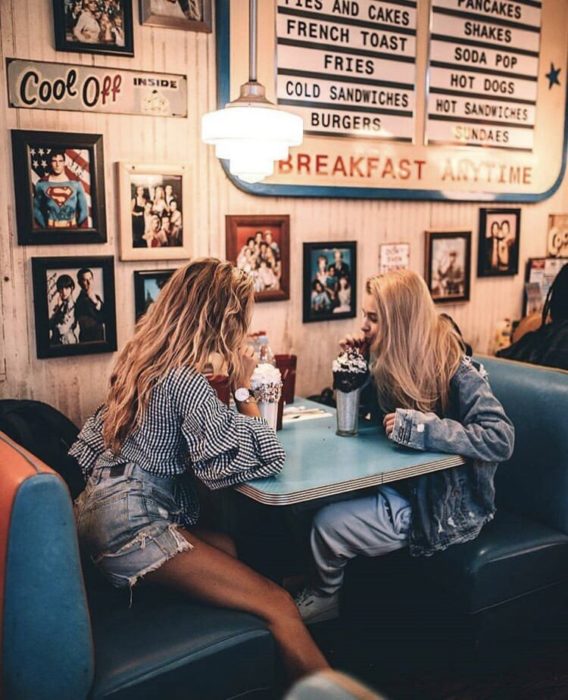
[
  {"x1": 226, "y1": 215, "x2": 290, "y2": 303},
  {"x1": 52, "y1": 0, "x2": 134, "y2": 56},
  {"x1": 12, "y1": 130, "x2": 107, "y2": 246},
  {"x1": 303, "y1": 241, "x2": 357, "y2": 323},
  {"x1": 547, "y1": 214, "x2": 568, "y2": 258},
  {"x1": 140, "y1": 0, "x2": 212, "y2": 32},
  {"x1": 378, "y1": 242, "x2": 410, "y2": 274},
  {"x1": 425, "y1": 230, "x2": 471, "y2": 304},
  {"x1": 477, "y1": 208, "x2": 521, "y2": 277},
  {"x1": 118, "y1": 162, "x2": 190, "y2": 261},
  {"x1": 134, "y1": 268, "x2": 176, "y2": 320},
  {"x1": 32, "y1": 255, "x2": 117, "y2": 358},
  {"x1": 523, "y1": 257, "x2": 566, "y2": 316}
]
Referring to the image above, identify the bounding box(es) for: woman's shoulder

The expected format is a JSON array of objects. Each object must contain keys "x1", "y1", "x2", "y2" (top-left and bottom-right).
[{"x1": 451, "y1": 355, "x2": 489, "y2": 385}]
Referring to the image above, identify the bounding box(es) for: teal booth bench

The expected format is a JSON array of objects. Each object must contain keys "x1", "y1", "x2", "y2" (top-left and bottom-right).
[{"x1": 343, "y1": 356, "x2": 568, "y2": 646}]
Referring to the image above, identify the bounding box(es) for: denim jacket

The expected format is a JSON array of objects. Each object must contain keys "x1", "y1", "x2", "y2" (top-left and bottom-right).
[{"x1": 389, "y1": 357, "x2": 515, "y2": 557}]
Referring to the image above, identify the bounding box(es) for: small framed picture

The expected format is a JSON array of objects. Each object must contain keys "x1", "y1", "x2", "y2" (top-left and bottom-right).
[
  {"x1": 31, "y1": 256, "x2": 117, "y2": 358},
  {"x1": 118, "y1": 162, "x2": 190, "y2": 261},
  {"x1": 226, "y1": 215, "x2": 290, "y2": 302},
  {"x1": 52, "y1": 0, "x2": 134, "y2": 56},
  {"x1": 425, "y1": 231, "x2": 471, "y2": 304},
  {"x1": 303, "y1": 242, "x2": 357, "y2": 323},
  {"x1": 134, "y1": 269, "x2": 176, "y2": 320},
  {"x1": 547, "y1": 214, "x2": 568, "y2": 258},
  {"x1": 140, "y1": 0, "x2": 212, "y2": 32},
  {"x1": 523, "y1": 257, "x2": 566, "y2": 316},
  {"x1": 477, "y1": 208, "x2": 521, "y2": 277},
  {"x1": 379, "y1": 242, "x2": 410, "y2": 274},
  {"x1": 11, "y1": 130, "x2": 106, "y2": 246}
]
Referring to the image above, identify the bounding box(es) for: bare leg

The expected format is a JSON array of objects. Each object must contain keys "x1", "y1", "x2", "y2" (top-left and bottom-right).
[
  {"x1": 191, "y1": 527, "x2": 237, "y2": 557},
  {"x1": 145, "y1": 530, "x2": 329, "y2": 682}
]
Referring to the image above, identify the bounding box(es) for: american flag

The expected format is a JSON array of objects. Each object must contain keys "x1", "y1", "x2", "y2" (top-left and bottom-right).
[{"x1": 29, "y1": 146, "x2": 93, "y2": 227}]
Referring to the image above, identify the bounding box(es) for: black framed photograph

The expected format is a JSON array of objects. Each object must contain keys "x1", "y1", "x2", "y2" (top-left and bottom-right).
[
  {"x1": 118, "y1": 162, "x2": 190, "y2": 261},
  {"x1": 477, "y1": 208, "x2": 521, "y2": 277},
  {"x1": 134, "y1": 269, "x2": 176, "y2": 320},
  {"x1": 52, "y1": 0, "x2": 134, "y2": 56},
  {"x1": 32, "y1": 256, "x2": 117, "y2": 358},
  {"x1": 12, "y1": 130, "x2": 106, "y2": 246},
  {"x1": 303, "y1": 242, "x2": 357, "y2": 323},
  {"x1": 140, "y1": 0, "x2": 212, "y2": 32},
  {"x1": 226, "y1": 215, "x2": 290, "y2": 303},
  {"x1": 425, "y1": 230, "x2": 471, "y2": 304}
]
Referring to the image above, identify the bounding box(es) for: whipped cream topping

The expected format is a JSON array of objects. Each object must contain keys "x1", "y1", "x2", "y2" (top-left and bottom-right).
[
  {"x1": 251, "y1": 363, "x2": 282, "y2": 403},
  {"x1": 332, "y1": 349, "x2": 367, "y2": 375}
]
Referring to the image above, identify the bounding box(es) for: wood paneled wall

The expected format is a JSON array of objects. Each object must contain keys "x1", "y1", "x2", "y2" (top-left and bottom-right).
[{"x1": 0, "y1": 0, "x2": 566, "y2": 426}]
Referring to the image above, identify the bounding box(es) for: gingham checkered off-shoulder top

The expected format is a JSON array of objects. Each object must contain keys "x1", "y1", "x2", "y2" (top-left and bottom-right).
[{"x1": 69, "y1": 366, "x2": 285, "y2": 526}]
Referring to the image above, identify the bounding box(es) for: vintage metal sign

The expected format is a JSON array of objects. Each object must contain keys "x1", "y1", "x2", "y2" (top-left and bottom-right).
[
  {"x1": 217, "y1": 0, "x2": 568, "y2": 201},
  {"x1": 7, "y1": 59, "x2": 187, "y2": 118}
]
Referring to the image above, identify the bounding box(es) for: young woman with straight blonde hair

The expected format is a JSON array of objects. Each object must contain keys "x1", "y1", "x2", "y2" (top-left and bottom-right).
[
  {"x1": 296, "y1": 269, "x2": 515, "y2": 624},
  {"x1": 71, "y1": 258, "x2": 328, "y2": 681}
]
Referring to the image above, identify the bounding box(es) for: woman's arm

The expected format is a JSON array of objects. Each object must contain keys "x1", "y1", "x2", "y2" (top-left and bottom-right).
[
  {"x1": 388, "y1": 359, "x2": 515, "y2": 463},
  {"x1": 169, "y1": 367, "x2": 285, "y2": 490}
]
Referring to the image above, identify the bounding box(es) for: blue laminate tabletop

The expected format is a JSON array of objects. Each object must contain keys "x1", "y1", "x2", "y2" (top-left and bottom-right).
[{"x1": 235, "y1": 400, "x2": 465, "y2": 505}]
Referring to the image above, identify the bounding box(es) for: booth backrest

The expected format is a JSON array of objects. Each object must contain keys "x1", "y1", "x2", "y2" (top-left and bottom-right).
[
  {"x1": 480, "y1": 356, "x2": 568, "y2": 536},
  {"x1": 0, "y1": 431, "x2": 94, "y2": 700}
]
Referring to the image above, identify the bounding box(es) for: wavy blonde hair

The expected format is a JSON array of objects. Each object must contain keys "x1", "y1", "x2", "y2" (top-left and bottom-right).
[
  {"x1": 366, "y1": 269, "x2": 464, "y2": 415},
  {"x1": 103, "y1": 258, "x2": 254, "y2": 452}
]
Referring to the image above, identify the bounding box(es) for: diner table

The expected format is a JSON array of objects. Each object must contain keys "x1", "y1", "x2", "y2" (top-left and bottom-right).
[{"x1": 236, "y1": 399, "x2": 465, "y2": 506}]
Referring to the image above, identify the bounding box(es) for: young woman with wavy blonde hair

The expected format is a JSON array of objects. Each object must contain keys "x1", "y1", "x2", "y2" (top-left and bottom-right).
[
  {"x1": 71, "y1": 258, "x2": 328, "y2": 681},
  {"x1": 296, "y1": 269, "x2": 515, "y2": 624}
]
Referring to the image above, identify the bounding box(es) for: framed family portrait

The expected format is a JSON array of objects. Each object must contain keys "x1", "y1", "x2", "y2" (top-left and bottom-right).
[
  {"x1": 140, "y1": 0, "x2": 212, "y2": 32},
  {"x1": 425, "y1": 231, "x2": 471, "y2": 304},
  {"x1": 547, "y1": 214, "x2": 568, "y2": 258},
  {"x1": 118, "y1": 162, "x2": 190, "y2": 261},
  {"x1": 12, "y1": 130, "x2": 107, "y2": 246},
  {"x1": 226, "y1": 215, "x2": 290, "y2": 302},
  {"x1": 134, "y1": 268, "x2": 176, "y2": 320},
  {"x1": 31, "y1": 256, "x2": 117, "y2": 359},
  {"x1": 303, "y1": 242, "x2": 357, "y2": 323},
  {"x1": 52, "y1": 0, "x2": 134, "y2": 56},
  {"x1": 477, "y1": 208, "x2": 521, "y2": 277}
]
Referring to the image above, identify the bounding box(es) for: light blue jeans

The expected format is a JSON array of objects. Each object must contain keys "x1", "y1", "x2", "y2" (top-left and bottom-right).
[
  {"x1": 74, "y1": 463, "x2": 192, "y2": 589},
  {"x1": 310, "y1": 486, "x2": 411, "y2": 595}
]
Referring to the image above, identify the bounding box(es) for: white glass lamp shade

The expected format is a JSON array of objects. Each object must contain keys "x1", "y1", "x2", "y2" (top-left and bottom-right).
[{"x1": 202, "y1": 104, "x2": 303, "y2": 183}]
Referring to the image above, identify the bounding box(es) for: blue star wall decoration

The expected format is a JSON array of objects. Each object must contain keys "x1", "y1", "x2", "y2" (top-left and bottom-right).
[{"x1": 546, "y1": 63, "x2": 561, "y2": 89}]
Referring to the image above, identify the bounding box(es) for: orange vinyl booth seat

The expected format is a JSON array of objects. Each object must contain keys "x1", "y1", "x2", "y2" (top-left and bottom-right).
[
  {"x1": 0, "y1": 432, "x2": 93, "y2": 699},
  {"x1": 0, "y1": 406, "x2": 277, "y2": 700}
]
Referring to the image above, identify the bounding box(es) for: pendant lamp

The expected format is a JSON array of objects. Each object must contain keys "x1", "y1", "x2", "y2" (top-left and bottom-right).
[{"x1": 201, "y1": 0, "x2": 303, "y2": 184}]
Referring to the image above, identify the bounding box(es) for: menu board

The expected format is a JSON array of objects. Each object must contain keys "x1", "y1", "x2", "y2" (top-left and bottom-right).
[
  {"x1": 426, "y1": 0, "x2": 542, "y2": 151},
  {"x1": 217, "y1": 0, "x2": 568, "y2": 201},
  {"x1": 276, "y1": 0, "x2": 417, "y2": 141}
]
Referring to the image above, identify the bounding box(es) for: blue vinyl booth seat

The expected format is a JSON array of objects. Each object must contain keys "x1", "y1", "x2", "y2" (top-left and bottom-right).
[
  {"x1": 342, "y1": 357, "x2": 568, "y2": 645},
  {"x1": 0, "y1": 408, "x2": 277, "y2": 700}
]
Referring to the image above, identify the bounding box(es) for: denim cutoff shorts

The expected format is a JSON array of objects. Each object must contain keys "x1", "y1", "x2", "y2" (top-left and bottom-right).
[{"x1": 74, "y1": 463, "x2": 192, "y2": 589}]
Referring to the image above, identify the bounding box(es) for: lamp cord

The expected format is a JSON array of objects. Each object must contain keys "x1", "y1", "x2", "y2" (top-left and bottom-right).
[{"x1": 249, "y1": 0, "x2": 257, "y2": 82}]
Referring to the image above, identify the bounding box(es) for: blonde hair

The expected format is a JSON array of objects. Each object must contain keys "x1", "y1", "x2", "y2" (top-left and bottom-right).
[
  {"x1": 103, "y1": 258, "x2": 254, "y2": 452},
  {"x1": 366, "y1": 269, "x2": 464, "y2": 415}
]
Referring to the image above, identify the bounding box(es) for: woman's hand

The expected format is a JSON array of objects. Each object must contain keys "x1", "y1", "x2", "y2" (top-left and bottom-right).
[
  {"x1": 233, "y1": 344, "x2": 257, "y2": 389},
  {"x1": 383, "y1": 412, "x2": 396, "y2": 437},
  {"x1": 339, "y1": 331, "x2": 368, "y2": 354}
]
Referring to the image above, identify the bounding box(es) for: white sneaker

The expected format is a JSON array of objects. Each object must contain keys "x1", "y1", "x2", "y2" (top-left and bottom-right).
[{"x1": 295, "y1": 588, "x2": 340, "y2": 624}]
